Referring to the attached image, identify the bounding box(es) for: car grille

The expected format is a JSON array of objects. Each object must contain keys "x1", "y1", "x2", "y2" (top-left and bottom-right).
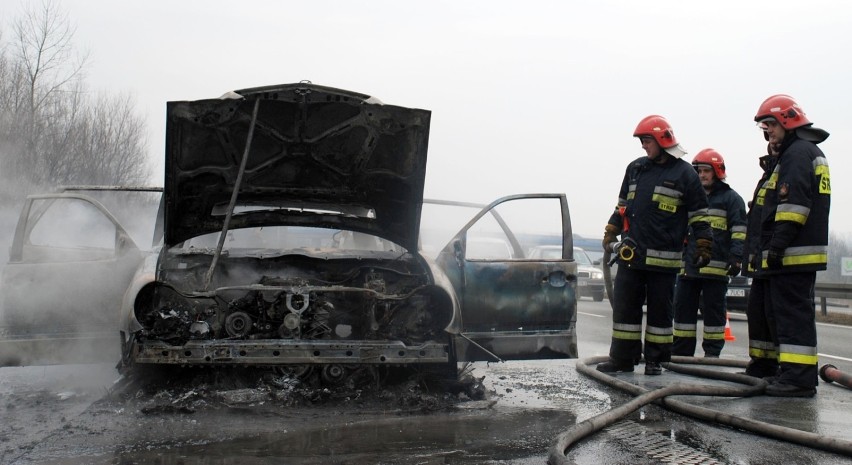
[{"x1": 578, "y1": 271, "x2": 590, "y2": 278}]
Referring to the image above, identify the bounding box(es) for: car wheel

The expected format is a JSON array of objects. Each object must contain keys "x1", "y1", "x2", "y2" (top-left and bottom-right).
[{"x1": 593, "y1": 292, "x2": 604, "y2": 302}]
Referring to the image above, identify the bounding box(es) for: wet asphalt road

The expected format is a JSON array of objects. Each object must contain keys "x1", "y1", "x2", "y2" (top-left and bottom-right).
[{"x1": 2, "y1": 299, "x2": 852, "y2": 464}]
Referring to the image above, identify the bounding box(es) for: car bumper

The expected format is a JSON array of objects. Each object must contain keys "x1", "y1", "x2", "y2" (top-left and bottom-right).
[
  {"x1": 129, "y1": 339, "x2": 450, "y2": 365},
  {"x1": 578, "y1": 280, "x2": 605, "y2": 298}
]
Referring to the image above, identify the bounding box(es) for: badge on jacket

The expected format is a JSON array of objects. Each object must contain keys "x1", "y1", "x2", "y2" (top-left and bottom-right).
[{"x1": 778, "y1": 182, "x2": 789, "y2": 201}]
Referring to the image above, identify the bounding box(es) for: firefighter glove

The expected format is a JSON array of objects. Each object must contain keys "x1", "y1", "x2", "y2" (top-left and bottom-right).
[
  {"x1": 726, "y1": 260, "x2": 741, "y2": 276},
  {"x1": 602, "y1": 224, "x2": 620, "y2": 252},
  {"x1": 693, "y1": 238, "x2": 712, "y2": 268},
  {"x1": 767, "y1": 248, "x2": 784, "y2": 269},
  {"x1": 749, "y1": 254, "x2": 760, "y2": 273}
]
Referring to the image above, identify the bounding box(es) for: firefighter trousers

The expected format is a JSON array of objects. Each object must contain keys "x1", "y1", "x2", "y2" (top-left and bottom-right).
[
  {"x1": 610, "y1": 266, "x2": 676, "y2": 364},
  {"x1": 746, "y1": 272, "x2": 818, "y2": 388},
  {"x1": 673, "y1": 277, "x2": 728, "y2": 357}
]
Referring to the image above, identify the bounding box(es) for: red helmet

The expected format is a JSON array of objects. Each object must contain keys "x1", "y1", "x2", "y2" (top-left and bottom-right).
[
  {"x1": 633, "y1": 115, "x2": 678, "y2": 148},
  {"x1": 692, "y1": 148, "x2": 726, "y2": 180},
  {"x1": 754, "y1": 94, "x2": 812, "y2": 130}
]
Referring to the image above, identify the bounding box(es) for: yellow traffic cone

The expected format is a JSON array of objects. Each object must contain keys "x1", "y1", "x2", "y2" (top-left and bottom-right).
[{"x1": 724, "y1": 312, "x2": 736, "y2": 341}]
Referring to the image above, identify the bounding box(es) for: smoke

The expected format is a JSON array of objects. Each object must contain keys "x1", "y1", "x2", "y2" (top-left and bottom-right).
[
  {"x1": 0, "y1": 336, "x2": 121, "y2": 367},
  {"x1": 0, "y1": 188, "x2": 161, "y2": 367}
]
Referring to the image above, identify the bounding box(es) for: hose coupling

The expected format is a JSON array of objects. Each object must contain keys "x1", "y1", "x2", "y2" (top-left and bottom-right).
[{"x1": 607, "y1": 238, "x2": 637, "y2": 266}]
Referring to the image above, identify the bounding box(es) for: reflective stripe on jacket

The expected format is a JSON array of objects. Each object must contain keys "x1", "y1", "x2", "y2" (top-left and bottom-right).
[
  {"x1": 682, "y1": 182, "x2": 746, "y2": 280},
  {"x1": 608, "y1": 156, "x2": 712, "y2": 273},
  {"x1": 746, "y1": 136, "x2": 830, "y2": 276}
]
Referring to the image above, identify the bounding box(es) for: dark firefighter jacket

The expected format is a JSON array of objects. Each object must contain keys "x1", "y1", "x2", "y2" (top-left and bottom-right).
[
  {"x1": 681, "y1": 181, "x2": 746, "y2": 280},
  {"x1": 608, "y1": 155, "x2": 712, "y2": 273},
  {"x1": 744, "y1": 154, "x2": 775, "y2": 277},
  {"x1": 746, "y1": 134, "x2": 831, "y2": 277}
]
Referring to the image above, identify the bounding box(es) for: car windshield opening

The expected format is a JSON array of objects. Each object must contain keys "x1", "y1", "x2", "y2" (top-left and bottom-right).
[{"x1": 172, "y1": 226, "x2": 404, "y2": 255}]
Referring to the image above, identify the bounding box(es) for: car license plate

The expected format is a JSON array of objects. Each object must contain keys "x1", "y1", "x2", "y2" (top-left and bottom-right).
[
  {"x1": 578, "y1": 281, "x2": 587, "y2": 286},
  {"x1": 726, "y1": 288, "x2": 745, "y2": 297}
]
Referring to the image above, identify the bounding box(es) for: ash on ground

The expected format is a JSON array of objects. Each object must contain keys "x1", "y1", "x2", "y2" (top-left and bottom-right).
[{"x1": 102, "y1": 364, "x2": 487, "y2": 415}]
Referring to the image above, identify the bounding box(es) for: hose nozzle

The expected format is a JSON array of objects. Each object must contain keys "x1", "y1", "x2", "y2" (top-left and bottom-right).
[{"x1": 607, "y1": 238, "x2": 637, "y2": 266}]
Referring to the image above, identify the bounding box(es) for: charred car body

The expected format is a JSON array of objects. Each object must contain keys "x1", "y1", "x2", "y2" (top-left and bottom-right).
[{"x1": 2, "y1": 83, "x2": 579, "y2": 378}]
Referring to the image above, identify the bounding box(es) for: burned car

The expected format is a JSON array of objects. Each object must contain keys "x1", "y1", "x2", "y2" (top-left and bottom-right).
[{"x1": 2, "y1": 83, "x2": 579, "y2": 379}]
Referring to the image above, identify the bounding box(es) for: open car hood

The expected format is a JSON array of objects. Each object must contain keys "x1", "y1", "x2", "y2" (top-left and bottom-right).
[{"x1": 164, "y1": 82, "x2": 431, "y2": 251}]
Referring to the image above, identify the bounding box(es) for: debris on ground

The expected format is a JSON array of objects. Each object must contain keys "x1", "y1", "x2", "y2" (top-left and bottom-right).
[{"x1": 101, "y1": 364, "x2": 488, "y2": 415}]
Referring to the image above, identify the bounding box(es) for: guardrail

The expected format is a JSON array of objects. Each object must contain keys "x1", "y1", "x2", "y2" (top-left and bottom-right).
[{"x1": 815, "y1": 282, "x2": 852, "y2": 316}]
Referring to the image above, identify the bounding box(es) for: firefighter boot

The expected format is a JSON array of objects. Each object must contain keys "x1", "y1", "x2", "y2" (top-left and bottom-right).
[
  {"x1": 644, "y1": 361, "x2": 663, "y2": 376},
  {"x1": 765, "y1": 381, "x2": 816, "y2": 398},
  {"x1": 597, "y1": 358, "x2": 634, "y2": 373}
]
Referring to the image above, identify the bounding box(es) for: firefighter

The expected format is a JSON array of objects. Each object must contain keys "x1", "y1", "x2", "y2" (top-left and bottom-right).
[
  {"x1": 742, "y1": 141, "x2": 778, "y2": 381},
  {"x1": 599, "y1": 115, "x2": 713, "y2": 375},
  {"x1": 673, "y1": 149, "x2": 746, "y2": 358},
  {"x1": 744, "y1": 95, "x2": 830, "y2": 397}
]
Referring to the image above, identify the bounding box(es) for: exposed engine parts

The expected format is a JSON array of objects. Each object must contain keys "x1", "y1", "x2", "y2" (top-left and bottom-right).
[
  {"x1": 146, "y1": 309, "x2": 193, "y2": 345},
  {"x1": 224, "y1": 311, "x2": 253, "y2": 338},
  {"x1": 136, "y1": 266, "x2": 451, "y2": 348},
  {"x1": 321, "y1": 364, "x2": 347, "y2": 385}
]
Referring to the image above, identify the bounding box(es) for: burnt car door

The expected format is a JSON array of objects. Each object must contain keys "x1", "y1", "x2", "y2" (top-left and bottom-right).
[
  {"x1": 427, "y1": 194, "x2": 578, "y2": 361},
  {"x1": 0, "y1": 188, "x2": 160, "y2": 365}
]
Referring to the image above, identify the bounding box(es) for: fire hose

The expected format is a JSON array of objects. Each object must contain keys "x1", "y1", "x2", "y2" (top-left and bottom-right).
[
  {"x1": 820, "y1": 364, "x2": 852, "y2": 390},
  {"x1": 548, "y1": 247, "x2": 852, "y2": 464}
]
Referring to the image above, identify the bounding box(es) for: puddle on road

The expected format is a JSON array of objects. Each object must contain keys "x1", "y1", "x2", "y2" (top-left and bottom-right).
[{"x1": 54, "y1": 409, "x2": 575, "y2": 465}]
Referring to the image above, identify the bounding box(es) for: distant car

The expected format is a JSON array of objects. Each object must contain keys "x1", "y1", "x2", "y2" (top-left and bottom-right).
[
  {"x1": 584, "y1": 249, "x2": 604, "y2": 266},
  {"x1": 574, "y1": 247, "x2": 606, "y2": 302},
  {"x1": 528, "y1": 246, "x2": 605, "y2": 301}
]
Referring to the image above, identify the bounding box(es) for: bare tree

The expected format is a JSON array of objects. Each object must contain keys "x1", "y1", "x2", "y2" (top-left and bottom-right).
[
  {"x1": 63, "y1": 92, "x2": 149, "y2": 186},
  {"x1": 0, "y1": 0, "x2": 151, "y2": 205},
  {"x1": 12, "y1": 0, "x2": 87, "y2": 116},
  {"x1": 8, "y1": 0, "x2": 89, "y2": 188}
]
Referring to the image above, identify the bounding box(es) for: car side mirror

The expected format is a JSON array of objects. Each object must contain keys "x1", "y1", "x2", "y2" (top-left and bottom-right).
[{"x1": 593, "y1": 259, "x2": 601, "y2": 266}]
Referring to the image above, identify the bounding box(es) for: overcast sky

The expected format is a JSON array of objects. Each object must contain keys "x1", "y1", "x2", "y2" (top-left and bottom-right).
[{"x1": 17, "y1": 0, "x2": 852, "y2": 237}]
